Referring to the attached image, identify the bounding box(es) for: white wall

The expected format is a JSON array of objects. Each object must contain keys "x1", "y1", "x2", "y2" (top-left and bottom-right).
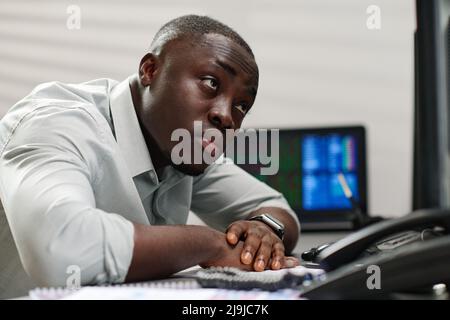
[{"x1": 0, "y1": 0, "x2": 415, "y2": 218}]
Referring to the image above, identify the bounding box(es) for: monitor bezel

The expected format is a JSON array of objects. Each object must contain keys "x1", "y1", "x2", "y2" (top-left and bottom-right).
[{"x1": 235, "y1": 125, "x2": 368, "y2": 229}]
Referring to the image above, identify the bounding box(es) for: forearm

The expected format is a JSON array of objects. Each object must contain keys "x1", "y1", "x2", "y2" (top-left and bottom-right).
[
  {"x1": 246, "y1": 207, "x2": 299, "y2": 254},
  {"x1": 125, "y1": 224, "x2": 227, "y2": 282}
]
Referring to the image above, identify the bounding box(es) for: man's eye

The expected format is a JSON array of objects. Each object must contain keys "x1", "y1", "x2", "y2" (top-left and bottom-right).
[
  {"x1": 202, "y1": 78, "x2": 218, "y2": 91},
  {"x1": 235, "y1": 104, "x2": 249, "y2": 115}
]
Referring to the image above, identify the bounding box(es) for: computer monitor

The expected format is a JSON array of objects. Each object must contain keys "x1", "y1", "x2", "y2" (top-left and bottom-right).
[
  {"x1": 413, "y1": 0, "x2": 450, "y2": 210},
  {"x1": 234, "y1": 126, "x2": 368, "y2": 230}
]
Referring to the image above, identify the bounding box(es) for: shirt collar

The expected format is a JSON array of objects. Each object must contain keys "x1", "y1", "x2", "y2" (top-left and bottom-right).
[{"x1": 109, "y1": 77, "x2": 155, "y2": 177}]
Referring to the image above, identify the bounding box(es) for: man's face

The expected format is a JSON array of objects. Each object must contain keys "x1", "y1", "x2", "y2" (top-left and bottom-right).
[{"x1": 139, "y1": 33, "x2": 259, "y2": 175}]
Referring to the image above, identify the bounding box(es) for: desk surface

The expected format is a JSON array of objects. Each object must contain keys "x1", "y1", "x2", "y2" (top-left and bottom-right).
[
  {"x1": 20, "y1": 231, "x2": 449, "y2": 301},
  {"x1": 15, "y1": 232, "x2": 348, "y2": 300}
]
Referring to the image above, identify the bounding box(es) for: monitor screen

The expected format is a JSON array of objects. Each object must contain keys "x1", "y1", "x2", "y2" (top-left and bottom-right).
[
  {"x1": 234, "y1": 126, "x2": 367, "y2": 230},
  {"x1": 300, "y1": 132, "x2": 360, "y2": 211}
]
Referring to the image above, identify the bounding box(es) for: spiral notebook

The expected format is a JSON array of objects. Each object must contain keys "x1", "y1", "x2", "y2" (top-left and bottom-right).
[{"x1": 29, "y1": 266, "x2": 324, "y2": 300}]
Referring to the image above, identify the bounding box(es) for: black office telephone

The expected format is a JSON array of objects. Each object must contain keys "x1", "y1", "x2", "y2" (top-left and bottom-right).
[{"x1": 300, "y1": 209, "x2": 450, "y2": 299}]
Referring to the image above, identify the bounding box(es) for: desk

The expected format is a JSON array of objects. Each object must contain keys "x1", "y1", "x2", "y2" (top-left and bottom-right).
[{"x1": 14, "y1": 232, "x2": 347, "y2": 300}]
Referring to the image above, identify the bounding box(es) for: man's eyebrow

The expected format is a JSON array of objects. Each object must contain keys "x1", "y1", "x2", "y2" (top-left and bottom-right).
[
  {"x1": 214, "y1": 60, "x2": 257, "y2": 98},
  {"x1": 215, "y1": 60, "x2": 237, "y2": 77}
]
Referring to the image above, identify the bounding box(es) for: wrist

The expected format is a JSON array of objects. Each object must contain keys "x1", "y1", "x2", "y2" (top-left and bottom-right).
[
  {"x1": 248, "y1": 214, "x2": 285, "y2": 240},
  {"x1": 250, "y1": 219, "x2": 276, "y2": 234}
]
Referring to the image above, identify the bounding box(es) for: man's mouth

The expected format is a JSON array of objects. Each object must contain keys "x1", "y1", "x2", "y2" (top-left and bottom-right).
[
  {"x1": 201, "y1": 137, "x2": 218, "y2": 157},
  {"x1": 187, "y1": 121, "x2": 226, "y2": 163}
]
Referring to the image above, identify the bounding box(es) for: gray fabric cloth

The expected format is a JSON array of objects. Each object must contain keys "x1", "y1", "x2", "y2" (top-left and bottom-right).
[{"x1": 0, "y1": 77, "x2": 298, "y2": 292}]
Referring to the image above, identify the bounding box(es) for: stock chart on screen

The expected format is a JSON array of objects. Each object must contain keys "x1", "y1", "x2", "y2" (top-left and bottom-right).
[{"x1": 234, "y1": 127, "x2": 366, "y2": 218}]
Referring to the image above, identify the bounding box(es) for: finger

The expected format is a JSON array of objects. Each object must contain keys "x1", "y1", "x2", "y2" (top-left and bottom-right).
[
  {"x1": 270, "y1": 242, "x2": 285, "y2": 270},
  {"x1": 253, "y1": 235, "x2": 273, "y2": 271},
  {"x1": 282, "y1": 256, "x2": 300, "y2": 269},
  {"x1": 241, "y1": 232, "x2": 262, "y2": 265},
  {"x1": 226, "y1": 223, "x2": 246, "y2": 245}
]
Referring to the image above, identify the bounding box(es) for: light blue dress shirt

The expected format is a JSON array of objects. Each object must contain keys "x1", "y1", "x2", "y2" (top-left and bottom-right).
[{"x1": 0, "y1": 77, "x2": 299, "y2": 287}]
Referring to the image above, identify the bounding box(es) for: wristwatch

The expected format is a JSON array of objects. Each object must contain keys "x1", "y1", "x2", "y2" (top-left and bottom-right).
[{"x1": 249, "y1": 214, "x2": 285, "y2": 240}]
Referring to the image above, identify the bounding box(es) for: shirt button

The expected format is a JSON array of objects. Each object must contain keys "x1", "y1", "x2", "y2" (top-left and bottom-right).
[{"x1": 149, "y1": 171, "x2": 156, "y2": 182}]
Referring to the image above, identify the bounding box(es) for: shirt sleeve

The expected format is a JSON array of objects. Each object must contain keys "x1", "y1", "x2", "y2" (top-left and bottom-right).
[
  {"x1": 0, "y1": 105, "x2": 134, "y2": 287},
  {"x1": 191, "y1": 157, "x2": 300, "y2": 232}
]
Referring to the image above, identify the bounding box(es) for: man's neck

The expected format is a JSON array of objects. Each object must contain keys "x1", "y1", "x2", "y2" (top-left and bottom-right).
[{"x1": 128, "y1": 75, "x2": 170, "y2": 174}]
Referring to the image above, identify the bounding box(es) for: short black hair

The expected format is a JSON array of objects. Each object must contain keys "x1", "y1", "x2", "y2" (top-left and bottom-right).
[{"x1": 150, "y1": 15, "x2": 255, "y2": 58}]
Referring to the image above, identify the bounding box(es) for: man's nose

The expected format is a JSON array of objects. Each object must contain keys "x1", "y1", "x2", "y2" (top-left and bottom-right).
[{"x1": 208, "y1": 99, "x2": 234, "y2": 130}]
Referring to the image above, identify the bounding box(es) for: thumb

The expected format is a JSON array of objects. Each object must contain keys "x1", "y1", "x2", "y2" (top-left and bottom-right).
[
  {"x1": 226, "y1": 223, "x2": 245, "y2": 245},
  {"x1": 226, "y1": 230, "x2": 239, "y2": 245}
]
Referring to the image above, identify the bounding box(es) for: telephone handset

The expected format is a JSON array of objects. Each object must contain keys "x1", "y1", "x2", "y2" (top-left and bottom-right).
[
  {"x1": 300, "y1": 209, "x2": 450, "y2": 299},
  {"x1": 317, "y1": 209, "x2": 450, "y2": 271}
]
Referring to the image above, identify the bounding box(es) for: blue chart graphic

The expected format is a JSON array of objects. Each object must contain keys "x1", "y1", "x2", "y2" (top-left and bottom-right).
[{"x1": 301, "y1": 134, "x2": 359, "y2": 211}]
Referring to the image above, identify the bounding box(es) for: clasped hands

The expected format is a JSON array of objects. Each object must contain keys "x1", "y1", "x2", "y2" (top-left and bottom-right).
[{"x1": 224, "y1": 220, "x2": 299, "y2": 272}]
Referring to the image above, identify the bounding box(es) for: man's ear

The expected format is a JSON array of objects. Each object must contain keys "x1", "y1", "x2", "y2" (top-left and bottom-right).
[{"x1": 139, "y1": 53, "x2": 159, "y2": 86}]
